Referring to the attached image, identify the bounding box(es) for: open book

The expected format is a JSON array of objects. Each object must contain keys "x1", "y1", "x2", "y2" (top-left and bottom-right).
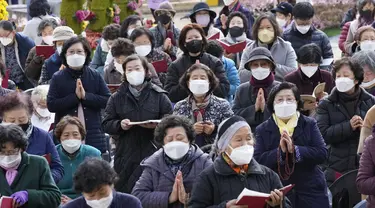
[
  {"x1": 107, "y1": 84, "x2": 121, "y2": 93},
  {"x1": 217, "y1": 39, "x2": 247, "y2": 54},
  {"x1": 236, "y1": 184, "x2": 295, "y2": 207},
  {"x1": 36, "y1": 45, "x2": 55, "y2": 59},
  {"x1": 208, "y1": 32, "x2": 220, "y2": 40},
  {"x1": 152, "y1": 60, "x2": 168, "y2": 73},
  {"x1": 301, "y1": 82, "x2": 326, "y2": 103},
  {"x1": 129, "y1": 120, "x2": 161, "y2": 125},
  {"x1": 0, "y1": 196, "x2": 14, "y2": 208}
]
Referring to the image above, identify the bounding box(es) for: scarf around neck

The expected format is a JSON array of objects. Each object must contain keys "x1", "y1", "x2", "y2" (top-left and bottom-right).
[
  {"x1": 157, "y1": 22, "x2": 176, "y2": 45},
  {"x1": 225, "y1": 32, "x2": 247, "y2": 44},
  {"x1": 128, "y1": 82, "x2": 147, "y2": 100},
  {"x1": 272, "y1": 112, "x2": 300, "y2": 136},
  {"x1": 189, "y1": 94, "x2": 211, "y2": 122},
  {"x1": 250, "y1": 73, "x2": 275, "y2": 98}
]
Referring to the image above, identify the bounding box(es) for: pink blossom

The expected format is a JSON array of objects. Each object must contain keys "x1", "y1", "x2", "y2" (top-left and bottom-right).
[
  {"x1": 113, "y1": 16, "x2": 120, "y2": 24},
  {"x1": 127, "y1": 1, "x2": 138, "y2": 11}
]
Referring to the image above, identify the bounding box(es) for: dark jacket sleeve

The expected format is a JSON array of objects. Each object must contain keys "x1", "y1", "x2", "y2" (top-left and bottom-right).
[
  {"x1": 39, "y1": 62, "x2": 51, "y2": 85},
  {"x1": 356, "y1": 136, "x2": 375, "y2": 195},
  {"x1": 340, "y1": 8, "x2": 354, "y2": 28},
  {"x1": 164, "y1": 61, "x2": 185, "y2": 103},
  {"x1": 82, "y1": 75, "x2": 110, "y2": 110},
  {"x1": 159, "y1": 93, "x2": 173, "y2": 116},
  {"x1": 148, "y1": 63, "x2": 162, "y2": 87},
  {"x1": 25, "y1": 47, "x2": 43, "y2": 80},
  {"x1": 89, "y1": 39, "x2": 104, "y2": 72},
  {"x1": 102, "y1": 95, "x2": 122, "y2": 135},
  {"x1": 47, "y1": 74, "x2": 80, "y2": 113},
  {"x1": 27, "y1": 157, "x2": 62, "y2": 207},
  {"x1": 254, "y1": 125, "x2": 279, "y2": 168},
  {"x1": 321, "y1": 33, "x2": 334, "y2": 59},
  {"x1": 45, "y1": 133, "x2": 64, "y2": 184},
  {"x1": 212, "y1": 58, "x2": 230, "y2": 98}
]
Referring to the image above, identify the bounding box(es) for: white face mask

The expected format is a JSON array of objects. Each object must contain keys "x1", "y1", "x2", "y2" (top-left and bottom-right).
[
  {"x1": 114, "y1": 61, "x2": 124, "y2": 74},
  {"x1": 42, "y1": 35, "x2": 54, "y2": 45},
  {"x1": 135, "y1": 45, "x2": 152, "y2": 57},
  {"x1": 227, "y1": 145, "x2": 254, "y2": 166},
  {"x1": 36, "y1": 107, "x2": 50, "y2": 118},
  {"x1": 0, "y1": 152, "x2": 22, "y2": 169},
  {"x1": 86, "y1": 191, "x2": 113, "y2": 208},
  {"x1": 223, "y1": 0, "x2": 235, "y2": 6},
  {"x1": 126, "y1": 70, "x2": 145, "y2": 86},
  {"x1": 189, "y1": 80, "x2": 209, "y2": 96},
  {"x1": 252, "y1": 67, "x2": 270, "y2": 80},
  {"x1": 67, "y1": 54, "x2": 86, "y2": 68},
  {"x1": 274, "y1": 101, "x2": 297, "y2": 119},
  {"x1": 361, "y1": 78, "x2": 375, "y2": 88},
  {"x1": 300, "y1": 65, "x2": 318, "y2": 78},
  {"x1": 61, "y1": 139, "x2": 82, "y2": 154},
  {"x1": 336, "y1": 77, "x2": 355, "y2": 92},
  {"x1": 127, "y1": 28, "x2": 135, "y2": 37},
  {"x1": 100, "y1": 39, "x2": 110, "y2": 53},
  {"x1": 276, "y1": 18, "x2": 287, "y2": 27},
  {"x1": 196, "y1": 14, "x2": 211, "y2": 27},
  {"x1": 360, "y1": 40, "x2": 375, "y2": 51},
  {"x1": 164, "y1": 141, "x2": 190, "y2": 160},
  {"x1": 296, "y1": 24, "x2": 310, "y2": 34},
  {"x1": 56, "y1": 46, "x2": 63, "y2": 55},
  {"x1": 0, "y1": 37, "x2": 13, "y2": 46}
]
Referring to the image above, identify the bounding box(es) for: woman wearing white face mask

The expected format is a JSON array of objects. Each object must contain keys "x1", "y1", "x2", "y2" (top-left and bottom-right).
[
  {"x1": 173, "y1": 63, "x2": 233, "y2": 147},
  {"x1": 255, "y1": 82, "x2": 329, "y2": 207},
  {"x1": 132, "y1": 115, "x2": 213, "y2": 208},
  {"x1": 25, "y1": 19, "x2": 59, "y2": 86},
  {"x1": 102, "y1": 54, "x2": 172, "y2": 193},
  {"x1": 316, "y1": 58, "x2": 375, "y2": 186},
  {"x1": 62, "y1": 158, "x2": 142, "y2": 208},
  {"x1": 30, "y1": 84, "x2": 55, "y2": 131},
  {"x1": 285, "y1": 43, "x2": 335, "y2": 114},
  {"x1": 189, "y1": 116, "x2": 291, "y2": 208},
  {"x1": 39, "y1": 26, "x2": 76, "y2": 85},
  {"x1": 352, "y1": 25, "x2": 375, "y2": 55},
  {"x1": 233, "y1": 47, "x2": 280, "y2": 133},
  {"x1": 47, "y1": 37, "x2": 111, "y2": 154},
  {"x1": 271, "y1": 2, "x2": 294, "y2": 32},
  {"x1": 0, "y1": 124, "x2": 61, "y2": 208},
  {"x1": 54, "y1": 116, "x2": 101, "y2": 205}
]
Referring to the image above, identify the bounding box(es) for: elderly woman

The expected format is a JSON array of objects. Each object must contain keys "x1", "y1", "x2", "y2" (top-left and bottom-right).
[
  {"x1": 0, "y1": 124, "x2": 61, "y2": 207},
  {"x1": 25, "y1": 18, "x2": 59, "y2": 85},
  {"x1": 232, "y1": 47, "x2": 280, "y2": 133},
  {"x1": 173, "y1": 63, "x2": 233, "y2": 147},
  {"x1": 30, "y1": 85, "x2": 55, "y2": 131},
  {"x1": 353, "y1": 51, "x2": 375, "y2": 96},
  {"x1": 189, "y1": 2, "x2": 224, "y2": 39},
  {"x1": 165, "y1": 23, "x2": 229, "y2": 103},
  {"x1": 238, "y1": 14, "x2": 297, "y2": 83},
  {"x1": 0, "y1": 92, "x2": 64, "y2": 183},
  {"x1": 120, "y1": 15, "x2": 143, "y2": 39},
  {"x1": 102, "y1": 54, "x2": 172, "y2": 193},
  {"x1": 132, "y1": 115, "x2": 213, "y2": 207},
  {"x1": 316, "y1": 58, "x2": 375, "y2": 185},
  {"x1": 351, "y1": 26, "x2": 375, "y2": 55},
  {"x1": 47, "y1": 37, "x2": 111, "y2": 153},
  {"x1": 189, "y1": 116, "x2": 291, "y2": 208},
  {"x1": 55, "y1": 116, "x2": 101, "y2": 205},
  {"x1": 254, "y1": 82, "x2": 329, "y2": 207},
  {"x1": 62, "y1": 158, "x2": 142, "y2": 208}
]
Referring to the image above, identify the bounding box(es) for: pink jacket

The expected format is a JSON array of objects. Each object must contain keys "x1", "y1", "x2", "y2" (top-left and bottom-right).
[{"x1": 339, "y1": 22, "x2": 351, "y2": 54}]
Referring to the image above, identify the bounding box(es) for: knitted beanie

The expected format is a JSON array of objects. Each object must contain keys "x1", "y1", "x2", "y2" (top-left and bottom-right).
[
  {"x1": 215, "y1": 116, "x2": 250, "y2": 152},
  {"x1": 52, "y1": 26, "x2": 76, "y2": 42}
]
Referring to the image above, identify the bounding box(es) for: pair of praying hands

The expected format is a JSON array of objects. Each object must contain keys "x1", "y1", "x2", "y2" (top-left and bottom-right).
[
  {"x1": 169, "y1": 171, "x2": 188, "y2": 205},
  {"x1": 75, "y1": 79, "x2": 86, "y2": 100}
]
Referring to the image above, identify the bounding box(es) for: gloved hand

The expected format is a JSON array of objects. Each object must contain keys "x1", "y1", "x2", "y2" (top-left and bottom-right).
[{"x1": 11, "y1": 191, "x2": 28, "y2": 206}]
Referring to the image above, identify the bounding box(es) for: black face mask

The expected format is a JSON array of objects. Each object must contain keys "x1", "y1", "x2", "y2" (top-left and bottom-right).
[
  {"x1": 158, "y1": 14, "x2": 171, "y2": 25},
  {"x1": 19, "y1": 122, "x2": 30, "y2": 132},
  {"x1": 360, "y1": 10, "x2": 373, "y2": 20},
  {"x1": 185, "y1": 40, "x2": 203, "y2": 54},
  {"x1": 229, "y1": 26, "x2": 244, "y2": 38}
]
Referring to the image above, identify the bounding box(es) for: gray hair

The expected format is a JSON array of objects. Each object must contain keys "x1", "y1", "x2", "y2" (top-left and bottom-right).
[
  {"x1": 38, "y1": 18, "x2": 59, "y2": 36},
  {"x1": 352, "y1": 50, "x2": 375, "y2": 73},
  {"x1": 31, "y1": 85, "x2": 49, "y2": 103}
]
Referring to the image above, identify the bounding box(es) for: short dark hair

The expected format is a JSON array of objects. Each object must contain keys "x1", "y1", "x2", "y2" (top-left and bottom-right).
[
  {"x1": 179, "y1": 23, "x2": 208, "y2": 54},
  {"x1": 297, "y1": 43, "x2": 322, "y2": 64},
  {"x1": 73, "y1": 158, "x2": 118, "y2": 193},
  {"x1": 252, "y1": 13, "x2": 282, "y2": 42},
  {"x1": 205, "y1": 40, "x2": 224, "y2": 58},
  {"x1": 37, "y1": 18, "x2": 59, "y2": 36},
  {"x1": 0, "y1": 92, "x2": 34, "y2": 117},
  {"x1": 226, "y1": 12, "x2": 249, "y2": 34},
  {"x1": 179, "y1": 63, "x2": 219, "y2": 95},
  {"x1": 332, "y1": 57, "x2": 364, "y2": 85},
  {"x1": 0, "y1": 124, "x2": 28, "y2": 151},
  {"x1": 154, "y1": 115, "x2": 196, "y2": 146},
  {"x1": 110, "y1": 38, "x2": 135, "y2": 58},
  {"x1": 102, "y1": 24, "x2": 121, "y2": 41},
  {"x1": 293, "y1": 2, "x2": 314, "y2": 20},
  {"x1": 60, "y1": 37, "x2": 92, "y2": 67},
  {"x1": 54, "y1": 116, "x2": 86, "y2": 141},
  {"x1": 120, "y1": 15, "x2": 142, "y2": 38},
  {"x1": 121, "y1": 54, "x2": 150, "y2": 82},
  {"x1": 267, "y1": 82, "x2": 303, "y2": 113},
  {"x1": 29, "y1": 0, "x2": 51, "y2": 18},
  {"x1": 129, "y1": 27, "x2": 155, "y2": 50},
  {"x1": 0, "y1": 20, "x2": 16, "y2": 32}
]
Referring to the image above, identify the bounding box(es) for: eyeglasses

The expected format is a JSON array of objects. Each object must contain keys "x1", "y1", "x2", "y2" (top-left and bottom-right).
[
  {"x1": 0, "y1": 148, "x2": 20, "y2": 156},
  {"x1": 274, "y1": 98, "x2": 296, "y2": 104},
  {"x1": 66, "y1": 50, "x2": 85, "y2": 55}
]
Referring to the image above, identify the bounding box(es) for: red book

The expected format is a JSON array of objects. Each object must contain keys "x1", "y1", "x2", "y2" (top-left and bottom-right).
[
  {"x1": 36, "y1": 45, "x2": 55, "y2": 59},
  {"x1": 48, "y1": 123, "x2": 54, "y2": 132},
  {"x1": 208, "y1": 32, "x2": 220, "y2": 40},
  {"x1": 1, "y1": 70, "x2": 9, "y2": 88},
  {"x1": 217, "y1": 39, "x2": 247, "y2": 54},
  {"x1": 0, "y1": 196, "x2": 14, "y2": 208},
  {"x1": 152, "y1": 60, "x2": 168, "y2": 73},
  {"x1": 236, "y1": 184, "x2": 295, "y2": 207},
  {"x1": 107, "y1": 84, "x2": 121, "y2": 93},
  {"x1": 42, "y1": 154, "x2": 52, "y2": 165}
]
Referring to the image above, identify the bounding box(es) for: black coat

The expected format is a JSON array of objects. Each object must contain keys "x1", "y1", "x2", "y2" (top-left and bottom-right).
[
  {"x1": 188, "y1": 155, "x2": 292, "y2": 208},
  {"x1": 164, "y1": 53, "x2": 230, "y2": 103},
  {"x1": 102, "y1": 81, "x2": 173, "y2": 193},
  {"x1": 316, "y1": 87, "x2": 375, "y2": 184}
]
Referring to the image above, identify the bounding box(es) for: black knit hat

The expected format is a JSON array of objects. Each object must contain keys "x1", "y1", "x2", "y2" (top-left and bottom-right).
[
  {"x1": 189, "y1": 2, "x2": 217, "y2": 19},
  {"x1": 244, "y1": 47, "x2": 276, "y2": 71}
]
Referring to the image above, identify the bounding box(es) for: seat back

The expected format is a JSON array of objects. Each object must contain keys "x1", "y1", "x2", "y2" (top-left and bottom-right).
[{"x1": 329, "y1": 169, "x2": 361, "y2": 208}]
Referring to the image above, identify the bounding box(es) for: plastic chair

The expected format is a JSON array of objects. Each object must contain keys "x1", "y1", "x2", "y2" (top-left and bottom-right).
[
  {"x1": 353, "y1": 200, "x2": 366, "y2": 208},
  {"x1": 329, "y1": 169, "x2": 361, "y2": 208}
]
